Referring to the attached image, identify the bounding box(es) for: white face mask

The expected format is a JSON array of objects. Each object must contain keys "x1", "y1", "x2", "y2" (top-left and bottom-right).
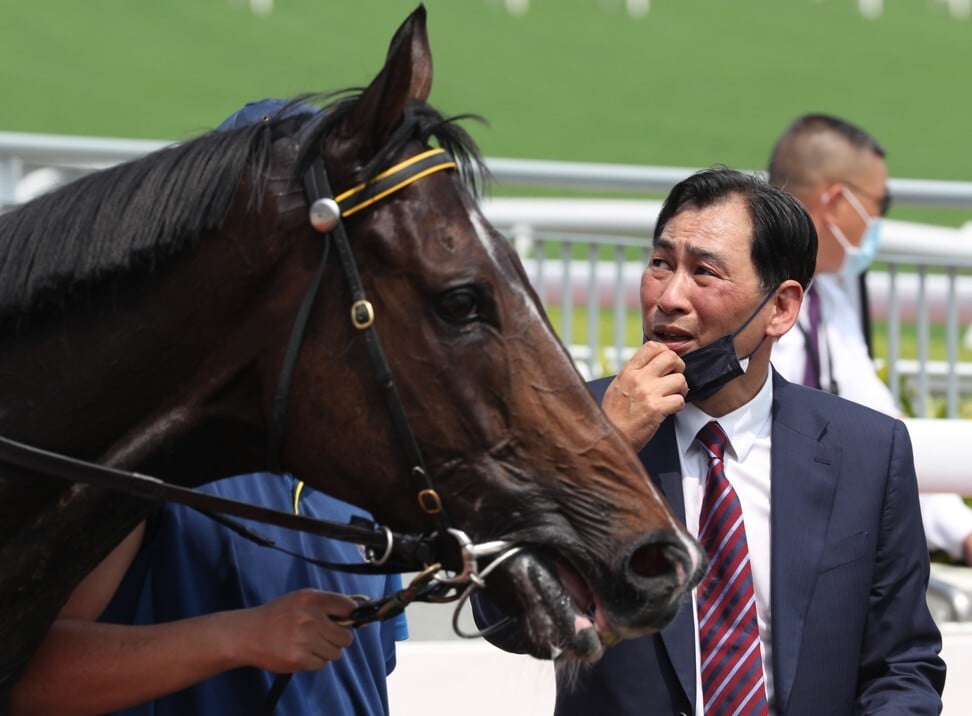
[{"x1": 826, "y1": 187, "x2": 883, "y2": 277}]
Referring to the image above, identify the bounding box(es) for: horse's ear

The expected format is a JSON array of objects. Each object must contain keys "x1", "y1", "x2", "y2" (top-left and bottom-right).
[{"x1": 344, "y1": 4, "x2": 433, "y2": 154}]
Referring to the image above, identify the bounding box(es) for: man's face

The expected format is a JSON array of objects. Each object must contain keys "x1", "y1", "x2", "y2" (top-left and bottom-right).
[
  {"x1": 641, "y1": 195, "x2": 769, "y2": 357},
  {"x1": 816, "y1": 152, "x2": 888, "y2": 273},
  {"x1": 833, "y1": 153, "x2": 888, "y2": 244}
]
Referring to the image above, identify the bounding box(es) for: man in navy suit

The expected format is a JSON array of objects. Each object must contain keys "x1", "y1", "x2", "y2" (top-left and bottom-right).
[{"x1": 538, "y1": 168, "x2": 944, "y2": 714}]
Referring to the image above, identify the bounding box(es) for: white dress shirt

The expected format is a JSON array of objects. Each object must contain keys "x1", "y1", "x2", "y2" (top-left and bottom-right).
[
  {"x1": 675, "y1": 373, "x2": 775, "y2": 715},
  {"x1": 772, "y1": 272, "x2": 972, "y2": 559},
  {"x1": 773, "y1": 274, "x2": 897, "y2": 414}
]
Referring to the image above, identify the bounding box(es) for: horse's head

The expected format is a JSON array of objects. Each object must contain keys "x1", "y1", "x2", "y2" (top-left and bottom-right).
[
  {"x1": 236, "y1": 6, "x2": 705, "y2": 661},
  {"x1": 0, "y1": 5, "x2": 703, "y2": 672}
]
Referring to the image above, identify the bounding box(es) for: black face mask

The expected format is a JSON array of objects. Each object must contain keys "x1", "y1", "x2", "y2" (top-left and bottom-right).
[{"x1": 673, "y1": 290, "x2": 776, "y2": 403}]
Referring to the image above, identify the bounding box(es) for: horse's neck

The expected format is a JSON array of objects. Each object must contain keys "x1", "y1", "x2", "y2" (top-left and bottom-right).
[{"x1": 0, "y1": 267, "x2": 275, "y2": 481}]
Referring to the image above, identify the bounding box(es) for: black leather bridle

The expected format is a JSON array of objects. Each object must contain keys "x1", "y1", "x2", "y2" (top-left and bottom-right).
[
  {"x1": 0, "y1": 137, "x2": 521, "y2": 669},
  {"x1": 258, "y1": 139, "x2": 520, "y2": 711},
  {"x1": 269, "y1": 145, "x2": 461, "y2": 533},
  {"x1": 0, "y1": 125, "x2": 530, "y2": 714}
]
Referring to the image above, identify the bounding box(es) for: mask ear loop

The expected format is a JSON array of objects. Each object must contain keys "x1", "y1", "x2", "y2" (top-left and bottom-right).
[
  {"x1": 729, "y1": 288, "x2": 778, "y2": 343},
  {"x1": 819, "y1": 185, "x2": 868, "y2": 264},
  {"x1": 819, "y1": 182, "x2": 841, "y2": 207},
  {"x1": 840, "y1": 186, "x2": 877, "y2": 226},
  {"x1": 731, "y1": 288, "x2": 780, "y2": 364},
  {"x1": 823, "y1": 185, "x2": 875, "y2": 228}
]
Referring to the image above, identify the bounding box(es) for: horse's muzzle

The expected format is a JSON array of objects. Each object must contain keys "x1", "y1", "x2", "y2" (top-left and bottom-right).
[{"x1": 485, "y1": 531, "x2": 705, "y2": 662}]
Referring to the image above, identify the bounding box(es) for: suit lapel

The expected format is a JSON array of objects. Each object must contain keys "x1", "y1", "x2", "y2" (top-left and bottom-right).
[
  {"x1": 642, "y1": 418, "x2": 699, "y2": 713},
  {"x1": 627, "y1": 374, "x2": 841, "y2": 713},
  {"x1": 768, "y1": 374, "x2": 840, "y2": 713}
]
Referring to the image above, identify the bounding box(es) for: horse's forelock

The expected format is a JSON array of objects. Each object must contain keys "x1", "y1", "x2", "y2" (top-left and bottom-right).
[{"x1": 294, "y1": 92, "x2": 488, "y2": 198}]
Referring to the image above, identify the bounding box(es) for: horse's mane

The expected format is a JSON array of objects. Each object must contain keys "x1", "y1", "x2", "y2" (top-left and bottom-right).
[
  {"x1": 0, "y1": 120, "x2": 275, "y2": 330},
  {"x1": 0, "y1": 91, "x2": 486, "y2": 331}
]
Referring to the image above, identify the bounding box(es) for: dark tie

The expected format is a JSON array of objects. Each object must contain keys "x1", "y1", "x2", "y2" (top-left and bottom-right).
[
  {"x1": 696, "y1": 421, "x2": 768, "y2": 716},
  {"x1": 802, "y1": 283, "x2": 821, "y2": 389}
]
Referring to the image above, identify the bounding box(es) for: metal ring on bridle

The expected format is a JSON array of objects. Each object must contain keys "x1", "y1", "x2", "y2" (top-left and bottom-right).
[
  {"x1": 433, "y1": 528, "x2": 515, "y2": 586},
  {"x1": 350, "y1": 300, "x2": 375, "y2": 329},
  {"x1": 364, "y1": 525, "x2": 395, "y2": 566},
  {"x1": 417, "y1": 488, "x2": 443, "y2": 515},
  {"x1": 451, "y1": 544, "x2": 525, "y2": 639}
]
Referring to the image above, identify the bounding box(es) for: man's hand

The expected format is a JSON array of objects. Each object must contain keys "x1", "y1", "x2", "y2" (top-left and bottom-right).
[
  {"x1": 602, "y1": 341, "x2": 687, "y2": 451},
  {"x1": 231, "y1": 589, "x2": 358, "y2": 673},
  {"x1": 12, "y1": 589, "x2": 362, "y2": 716}
]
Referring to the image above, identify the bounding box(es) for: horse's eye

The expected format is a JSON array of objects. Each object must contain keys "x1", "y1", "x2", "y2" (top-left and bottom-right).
[{"x1": 436, "y1": 287, "x2": 480, "y2": 324}]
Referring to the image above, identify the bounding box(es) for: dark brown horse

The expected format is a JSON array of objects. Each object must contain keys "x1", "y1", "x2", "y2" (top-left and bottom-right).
[{"x1": 0, "y1": 4, "x2": 703, "y2": 696}]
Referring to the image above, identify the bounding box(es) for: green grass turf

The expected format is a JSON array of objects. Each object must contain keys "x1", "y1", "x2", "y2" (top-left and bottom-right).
[
  {"x1": 3, "y1": 0, "x2": 969, "y2": 403},
  {"x1": 2, "y1": 1, "x2": 970, "y2": 192}
]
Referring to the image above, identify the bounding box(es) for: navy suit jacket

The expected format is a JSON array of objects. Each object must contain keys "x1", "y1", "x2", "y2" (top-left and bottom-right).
[{"x1": 555, "y1": 371, "x2": 945, "y2": 716}]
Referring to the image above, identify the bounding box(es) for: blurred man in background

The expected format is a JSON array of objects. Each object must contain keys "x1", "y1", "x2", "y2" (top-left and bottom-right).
[{"x1": 769, "y1": 113, "x2": 972, "y2": 564}]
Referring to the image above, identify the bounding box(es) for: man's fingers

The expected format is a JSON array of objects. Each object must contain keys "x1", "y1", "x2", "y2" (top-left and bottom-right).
[
  {"x1": 312, "y1": 630, "x2": 353, "y2": 662},
  {"x1": 317, "y1": 619, "x2": 354, "y2": 648},
  {"x1": 624, "y1": 340, "x2": 669, "y2": 369},
  {"x1": 298, "y1": 590, "x2": 358, "y2": 617},
  {"x1": 611, "y1": 371, "x2": 687, "y2": 402},
  {"x1": 623, "y1": 341, "x2": 685, "y2": 377}
]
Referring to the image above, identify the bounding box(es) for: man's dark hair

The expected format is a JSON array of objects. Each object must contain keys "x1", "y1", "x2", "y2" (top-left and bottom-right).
[{"x1": 654, "y1": 167, "x2": 817, "y2": 291}]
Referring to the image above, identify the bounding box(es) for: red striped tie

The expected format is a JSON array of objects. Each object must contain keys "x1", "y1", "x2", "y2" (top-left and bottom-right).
[{"x1": 696, "y1": 421, "x2": 769, "y2": 716}]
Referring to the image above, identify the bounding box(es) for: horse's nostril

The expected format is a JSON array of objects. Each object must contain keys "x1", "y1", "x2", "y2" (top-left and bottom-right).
[{"x1": 629, "y1": 543, "x2": 671, "y2": 578}]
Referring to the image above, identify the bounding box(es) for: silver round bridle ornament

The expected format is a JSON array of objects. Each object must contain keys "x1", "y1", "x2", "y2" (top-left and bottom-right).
[{"x1": 309, "y1": 197, "x2": 341, "y2": 233}]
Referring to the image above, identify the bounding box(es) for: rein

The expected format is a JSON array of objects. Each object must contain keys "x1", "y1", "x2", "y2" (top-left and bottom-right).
[{"x1": 0, "y1": 434, "x2": 462, "y2": 573}]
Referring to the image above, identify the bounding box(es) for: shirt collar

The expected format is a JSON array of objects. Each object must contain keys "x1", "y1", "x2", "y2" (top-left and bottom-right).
[{"x1": 674, "y1": 371, "x2": 774, "y2": 463}]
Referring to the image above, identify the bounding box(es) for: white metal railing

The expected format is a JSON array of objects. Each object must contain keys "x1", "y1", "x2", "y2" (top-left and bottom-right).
[
  {"x1": 6, "y1": 130, "x2": 972, "y2": 208},
  {"x1": 3, "y1": 131, "x2": 972, "y2": 419},
  {"x1": 486, "y1": 156, "x2": 972, "y2": 209},
  {"x1": 483, "y1": 197, "x2": 972, "y2": 417}
]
